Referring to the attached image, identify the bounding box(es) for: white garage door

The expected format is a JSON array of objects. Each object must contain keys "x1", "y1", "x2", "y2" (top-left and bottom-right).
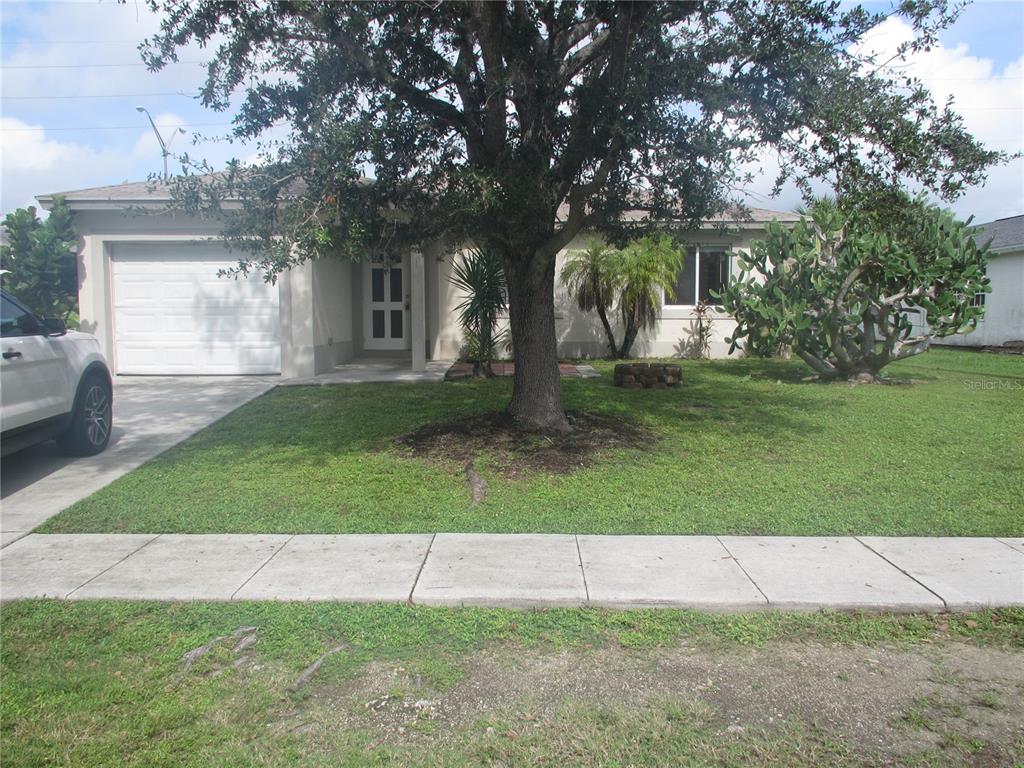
[{"x1": 111, "y1": 243, "x2": 281, "y2": 375}]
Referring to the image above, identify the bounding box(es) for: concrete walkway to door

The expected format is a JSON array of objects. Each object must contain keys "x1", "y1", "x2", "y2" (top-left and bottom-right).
[
  {"x1": 2, "y1": 533, "x2": 1021, "y2": 611},
  {"x1": 279, "y1": 357, "x2": 451, "y2": 386},
  {"x1": 0, "y1": 376, "x2": 274, "y2": 548}
]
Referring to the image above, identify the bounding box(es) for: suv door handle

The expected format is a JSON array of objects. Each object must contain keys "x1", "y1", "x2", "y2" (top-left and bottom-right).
[{"x1": 3, "y1": 350, "x2": 23, "y2": 359}]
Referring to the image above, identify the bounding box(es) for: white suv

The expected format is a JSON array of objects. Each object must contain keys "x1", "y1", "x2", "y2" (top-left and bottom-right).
[{"x1": 1, "y1": 290, "x2": 113, "y2": 457}]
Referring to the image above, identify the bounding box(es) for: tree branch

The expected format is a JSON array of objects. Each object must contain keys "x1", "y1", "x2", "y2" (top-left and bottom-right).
[
  {"x1": 470, "y1": 2, "x2": 509, "y2": 163},
  {"x1": 299, "y1": 13, "x2": 470, "y2": 135},
  {"x1": 797, "y1": 349, "x2": 836, "y2": 377},
  {"x1": 558, "y1": 28, "x2": 612, "y2": 82}
]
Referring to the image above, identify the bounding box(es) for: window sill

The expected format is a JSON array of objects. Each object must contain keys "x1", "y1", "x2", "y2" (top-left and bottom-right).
[{"x1": 661, "y1": 305, "x2": 730, "y2": 320}]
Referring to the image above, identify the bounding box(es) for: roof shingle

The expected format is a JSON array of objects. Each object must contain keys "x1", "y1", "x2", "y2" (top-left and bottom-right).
[{"x1": 973, "y1": 215, "x2": 1024, "y2": 253}]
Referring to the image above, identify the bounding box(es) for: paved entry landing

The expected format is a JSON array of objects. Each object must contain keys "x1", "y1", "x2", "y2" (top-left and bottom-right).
[{"x1": 280, "y1": 358, "x2": 451, "y2": 386}]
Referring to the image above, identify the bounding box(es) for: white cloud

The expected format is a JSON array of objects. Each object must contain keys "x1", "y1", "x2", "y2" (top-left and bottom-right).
[
  {"x1": 0, "y1": 2, "x2": 292, "y2": 213},
  {"x1": 0, "y1": 2, "x2": 205, "y2": 105},
  {"x1": 0, "y1": 116, "x2": 157, "y2": 210}
]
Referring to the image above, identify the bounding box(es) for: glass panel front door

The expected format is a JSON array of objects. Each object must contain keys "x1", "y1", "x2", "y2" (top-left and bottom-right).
[{"x1": 364, "y1": 258, "x2": 410, "y2": 350}]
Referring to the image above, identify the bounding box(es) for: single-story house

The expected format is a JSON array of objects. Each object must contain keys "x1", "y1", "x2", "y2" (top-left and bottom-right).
[
  {"x1": 37, "y1": 181, "x2": 798, "y2": 377},
  {"x1": 935, "y1": 214, "x2": 1024, "y2": 349}
]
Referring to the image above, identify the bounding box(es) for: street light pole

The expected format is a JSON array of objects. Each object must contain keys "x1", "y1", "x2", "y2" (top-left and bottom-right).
[{"x1": 135, "y1": 106, "x2": 186, "y2": 180}]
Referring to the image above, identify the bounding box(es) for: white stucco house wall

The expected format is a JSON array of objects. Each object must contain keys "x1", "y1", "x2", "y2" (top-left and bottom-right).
[
  {"x1": 37, "y1": 180, "x2": 798, "y2": 378},
  {"x1": 935, "y1": 214, "x2": 1024, "y2": 349}
]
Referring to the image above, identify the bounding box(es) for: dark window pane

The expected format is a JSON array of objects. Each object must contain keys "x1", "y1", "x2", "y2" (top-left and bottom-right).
[
  {"x1": 372, "y1": 310, "x2": 385, "y2": 338},
  {"x1": 371, "y1": 269, "x2": 385, "y2": 303},
  {"x1": 699, "y1": 251, "x2": 729, "y2": 304},
  {"x1": 390, "y1": 268, "x2": 403, "y2": 302},
  {"x1": 671, "y1": 248, "x2": 697, "y2": 305},
  {"x1": 390, "y1": 309, "x2": 404, "y2": 338},
  {"x1": 1, "y1": 296, "x2": 39, "y2": 338}
]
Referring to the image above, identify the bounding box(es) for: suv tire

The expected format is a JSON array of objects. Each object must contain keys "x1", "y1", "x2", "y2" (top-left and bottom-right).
[{"x1": 57, "y1": 373, "x2": 112, "y2": 456}]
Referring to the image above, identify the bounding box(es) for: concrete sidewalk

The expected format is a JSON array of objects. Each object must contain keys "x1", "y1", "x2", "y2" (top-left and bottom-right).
[{"x1": 2, "y1": 534, "x2": 1021, "y2": 611}]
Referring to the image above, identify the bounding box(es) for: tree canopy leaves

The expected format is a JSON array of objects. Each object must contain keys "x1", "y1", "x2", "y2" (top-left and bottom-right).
[
  {"x1": 145, "y1": 1, "x2": 1002, "y2": 278},
  {"x1": 0, "y1": 197, "x2": 78, "y2": 321}
]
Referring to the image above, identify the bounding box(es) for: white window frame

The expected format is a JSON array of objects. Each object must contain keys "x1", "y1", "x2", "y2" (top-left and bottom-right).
[{"x1": 663, "y1": 244, "x2": 733, "y2": 310}]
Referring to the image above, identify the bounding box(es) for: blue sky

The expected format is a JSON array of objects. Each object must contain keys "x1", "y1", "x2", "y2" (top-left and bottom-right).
[{"x1": 2, "y1": 0, "x2": 1022, "y2": 223}]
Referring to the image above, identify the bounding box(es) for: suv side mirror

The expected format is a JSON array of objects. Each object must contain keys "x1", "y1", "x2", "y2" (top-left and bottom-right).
[{"x1": 41, "y1": 317, "x2": 67, "y2": 336}]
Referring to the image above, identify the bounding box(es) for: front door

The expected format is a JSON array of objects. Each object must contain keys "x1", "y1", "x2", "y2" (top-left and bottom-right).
[{"x1": 363, "y1": 257, "x2": 410, "y2": 351}]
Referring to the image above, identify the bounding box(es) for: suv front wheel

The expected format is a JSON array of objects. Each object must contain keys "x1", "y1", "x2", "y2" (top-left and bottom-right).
[{"x1": 57, "y1": 373, "x2": 112, "y2": 456}]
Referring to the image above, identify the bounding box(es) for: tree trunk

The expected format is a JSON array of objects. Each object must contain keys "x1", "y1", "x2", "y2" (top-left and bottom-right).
[
  {"x1": 504, "y1": 249, "x2": 570, "y2": 434},
  {"x1": 596, "y1": 304, "x2": 618, "y2": 358},
  {"x1": 620, "y1": 318, "x2": 640, "y2": 359}
]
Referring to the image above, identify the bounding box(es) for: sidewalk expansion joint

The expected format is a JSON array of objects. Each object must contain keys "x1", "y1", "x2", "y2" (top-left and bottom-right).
[
  {"x1": 994, "y1": 537, "x2": 1024, "y2": 555},
  {"x1": 408, "y1": 533, "x2": 436, "y2": 605},
  {"x1": 64, "y1": 533, "x2": 163, "y2": 599},
  {"x1": 231, "y1": 535, "x2": 294, "y2": 600},
  {"x1": 574, "y1": 535, "x2": 590, "y2": 603},
  {"x1": 854, "y1": 536, "x2": 949, "y2": 611},
  {"x1": 715, "y1": 535, "x2": 769, "y2": 607}
]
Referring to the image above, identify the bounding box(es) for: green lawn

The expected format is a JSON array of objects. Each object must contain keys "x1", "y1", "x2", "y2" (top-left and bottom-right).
[
  {"x1": 2, "y1": 601, "x2": 1022, "y2": 767},
  {"x1": 39, "y1": 348, "x2": 1023, "y2": 536}
]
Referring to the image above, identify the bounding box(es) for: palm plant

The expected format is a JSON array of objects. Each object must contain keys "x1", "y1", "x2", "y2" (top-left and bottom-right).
[
  {"x1": 560, "y1": 240, "x2": 620, "y2": 357},
  {"x1": 615, "y1": 234, "x2": 683, "y2": 358},
  {"x1": 449, "y1": 246, "x2": 508, "y2": 377}
]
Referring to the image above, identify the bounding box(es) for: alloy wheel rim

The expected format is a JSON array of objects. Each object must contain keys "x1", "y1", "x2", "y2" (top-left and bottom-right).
[{"x1": 83, "y1": 385, "x2": 110, "y2": 446}]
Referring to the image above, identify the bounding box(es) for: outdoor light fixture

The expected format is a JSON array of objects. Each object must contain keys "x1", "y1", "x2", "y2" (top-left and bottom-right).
[{"x1": 135, "y1": 106, "x2": 187, "y2": 180}]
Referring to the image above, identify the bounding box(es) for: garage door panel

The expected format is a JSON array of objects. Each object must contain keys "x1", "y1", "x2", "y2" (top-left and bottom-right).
[
  {"x1": 111, "y1": 244, "x2": 281, "y2": 375},
  {"x1": 115, "y1": 312, "x2": 278, "y2": 340},
  {"x1": 115, "y1": 342, "x2": 281, "y2": 375}
]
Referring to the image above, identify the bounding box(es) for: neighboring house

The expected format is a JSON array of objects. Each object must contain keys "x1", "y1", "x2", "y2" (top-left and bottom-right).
[
  {"x1": 936, "y1": 214, "x2": 1024, "y2": 349},
  {"x1": 37, "y1": 181, "x2": 798, "y2": 377}
]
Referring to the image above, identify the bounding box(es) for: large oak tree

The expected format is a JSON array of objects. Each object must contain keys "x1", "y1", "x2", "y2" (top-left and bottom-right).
[{"x1": 145, "y1": 0, "x2": 1001, "y2": 433}]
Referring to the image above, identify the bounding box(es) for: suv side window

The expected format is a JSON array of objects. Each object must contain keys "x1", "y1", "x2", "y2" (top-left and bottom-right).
[{"x1": 1, "y1": 295, "x2": 42, "y2": 338}]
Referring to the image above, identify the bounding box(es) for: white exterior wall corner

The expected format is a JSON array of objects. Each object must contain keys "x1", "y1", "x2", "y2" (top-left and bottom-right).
[
  {"x1": 310, "y1": 257, "x2": 355, "y2": 372},
  {"x1": 929, "y1": 249, "x2": 1024, "y2": 348}
]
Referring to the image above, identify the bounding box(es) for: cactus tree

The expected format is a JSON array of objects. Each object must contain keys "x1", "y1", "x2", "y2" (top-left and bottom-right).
[{"x1": 720, "y1": 197, "x2": 990, "y2": 381}]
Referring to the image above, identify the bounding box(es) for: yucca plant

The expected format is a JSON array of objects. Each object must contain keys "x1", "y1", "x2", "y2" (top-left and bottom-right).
[
  {"x1": 450, "y1": 246, "x2": 508, "y2": 377},
  {"x1": 560, "y1": 239, "x2": 620, "y2": 357}
]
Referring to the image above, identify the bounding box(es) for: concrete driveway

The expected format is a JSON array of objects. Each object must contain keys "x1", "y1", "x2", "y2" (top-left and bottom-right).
[{"x1": 0, "y1": 376, "x2": 275, "y2": 547}]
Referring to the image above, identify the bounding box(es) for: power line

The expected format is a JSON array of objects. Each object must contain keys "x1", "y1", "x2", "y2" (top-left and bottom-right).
[
  {"x1": 2, "y1": 92, "x2": 196, "y2": 100},
  {"x1": 6, "y1": 39, "x2": 148, "y2": 44},
  {"x1": 0, "y1": 122, "x2": 233, "y2": 132},
  {"x1": 1, "y1": 61, "x2": 204, "y2": 69}
]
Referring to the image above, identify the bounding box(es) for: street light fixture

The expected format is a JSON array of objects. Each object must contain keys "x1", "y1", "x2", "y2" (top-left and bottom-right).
[{"x1": 135, "y1": 106, "x2": 186, "y2": 180}]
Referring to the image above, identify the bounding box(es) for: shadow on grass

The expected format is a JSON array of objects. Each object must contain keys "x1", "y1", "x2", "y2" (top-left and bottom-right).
[
  {"x1": 143, "y1": 366, "x2": 838, "y2": 477},
  {"x1": 155, "y1": 346, "x2": 1014, "y2": 485}
]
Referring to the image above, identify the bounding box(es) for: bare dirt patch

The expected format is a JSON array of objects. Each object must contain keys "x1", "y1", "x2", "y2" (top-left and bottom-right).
[
  {"x1": 276, "y1": 641, "x2": 1024, "y2": 765},
  {"x1": 394, "y1": 409, "x2": 651, "y2": 480}
]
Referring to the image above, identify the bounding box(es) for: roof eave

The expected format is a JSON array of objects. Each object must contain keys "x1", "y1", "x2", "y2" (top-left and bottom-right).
[
  {"x1": 989, "y1": 244, "x2": 1024, "y2": 256},
  {"x1": 36, "y1": 196, "x2": 241, "y2": 212}
]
